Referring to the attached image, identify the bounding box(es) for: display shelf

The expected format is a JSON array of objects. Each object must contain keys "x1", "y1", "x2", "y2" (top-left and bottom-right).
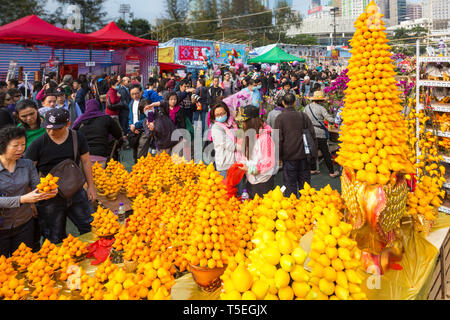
[
  {"x1": 419, "y1": 102, "x2": 450, "y2": 113},
  {"x1": 426, "y1": 128, "x2": 450, "y2": 138},
  {"x1": 441, "y1": 155, "x2": 450, "y2": 164},
  {"x1": 417, "y1": 56, "x2": 450, "y2": 63},
  {"x1": 418, "y1": 80, "x2": 450, "y2": 88}
]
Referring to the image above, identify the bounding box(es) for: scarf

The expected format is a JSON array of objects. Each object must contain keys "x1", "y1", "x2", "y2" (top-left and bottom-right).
[
  {"x1": 72, "y1": 99, "x2": 105, "y2": 129},
  {"x1": 169, "y1": 105, "x2": 180, "y2": 124}
]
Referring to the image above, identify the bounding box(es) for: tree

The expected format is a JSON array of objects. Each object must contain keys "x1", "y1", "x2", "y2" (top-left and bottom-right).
[
  {"x1": 189, "y1": 0, "x2": 220, "y2": 39},
  {"x1": 53, "y1": 0, "x2": 107, "y2": 33},
  {"x1": 271, "y1": 0, "x2": 303, "y2": 43},
  {"x1": 116, "y1": 18, "x2": 153, "y2": 39},
  {"x1": 0, "y1": 0, "x2": 47, "y2": 25},
  {"x1": 285, "y1": 34, "x2": 318, "y2": 45},
  {"x1": 156, "y1": 0, "x2": 190, "y2": 41}
]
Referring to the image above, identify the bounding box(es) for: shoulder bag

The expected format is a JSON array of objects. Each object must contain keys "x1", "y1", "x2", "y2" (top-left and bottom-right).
[
  {"x1": 106, "y1": 92, "x2": 124, "y2": 112},
  {"x1": 49, "y1": 130, "x2": 86, "y2": 199},
  {"x1": 308, "y1": 105, "x2": 330, "y2": 140},
  {"x1": 301, "y1": 111, "x2": 318, "y2": 164}
]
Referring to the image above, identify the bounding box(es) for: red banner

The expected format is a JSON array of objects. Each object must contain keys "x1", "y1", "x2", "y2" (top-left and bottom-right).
[{"x1": 178, "y1": 45, "x2": 210, "y2": 61}]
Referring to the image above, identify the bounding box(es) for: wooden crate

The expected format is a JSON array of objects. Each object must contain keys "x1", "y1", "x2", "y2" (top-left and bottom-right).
[{"x1": 428, "y1": 229, "x2": 450, "y2": 300}]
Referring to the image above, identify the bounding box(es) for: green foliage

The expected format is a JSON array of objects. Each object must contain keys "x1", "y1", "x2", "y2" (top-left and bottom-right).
[
  {"x1": 116, "y1": 18, "x2": 152, "y2": 39},
  {"x1": 285, "y1": 34, "x2": 318, "y2": 45},
  {"x1": 0, "y1": 0, "x2": 47, "y2": 25},
  {"x1": 55, "y1": 0, "x2": 107, "y2": 33}
]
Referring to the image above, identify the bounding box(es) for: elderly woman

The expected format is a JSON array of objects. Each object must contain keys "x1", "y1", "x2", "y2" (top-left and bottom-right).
[{"x1": 0, "y1": 126, "x2": 57, "y2": 256}]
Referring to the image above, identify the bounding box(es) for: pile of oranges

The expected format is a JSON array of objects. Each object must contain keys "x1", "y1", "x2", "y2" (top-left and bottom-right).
[
  {"x1": 336, "y1": 1, "x2": 415, "y2": 184},
  {"x1": 91, "y1": 206, "x2": 121, "y2": 237},
  {"x1": 307, "y1": 206, "x2": 367, "y2": 300},
  {"x1": 0, "y1": 276, "x2": 27, "y2": 300},
  {"x1": 185, "y1": 163, "x2": 241, "y2": 269},
  {"x1": 406, "y1": 110, "x2": 446, "y2": 229},
  {"x1": 10, "y1": 242, "x2": 38, "y2": 272},
  {"x1": 0, "y1": 256, "x2": 28, "y2": 300},
  {"x1": 36, "y1": 173, "x2": 59, "y2": 193},
  {"x1": 92, "y1": 161, "x2": 123, "y2": 199},
  {"x1": 221, "y1": 186, "x2": 310, "y2": 300}
]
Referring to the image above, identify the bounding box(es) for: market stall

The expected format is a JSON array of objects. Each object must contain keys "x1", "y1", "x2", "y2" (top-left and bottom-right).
[
  {"x1": 158, "y1": 38, "x2": 249, "y2": 74},
  {"x1": 248, "y1": 46, "x2": 306, "y2": 64},
  {"x1": 0, "y1": 16, "x2": 159, "y2": 82}
]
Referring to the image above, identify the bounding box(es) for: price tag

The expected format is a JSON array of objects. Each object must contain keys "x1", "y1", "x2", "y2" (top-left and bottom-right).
[{"x1": 85, "y1": 61, "x2": 96, "y2": 67}]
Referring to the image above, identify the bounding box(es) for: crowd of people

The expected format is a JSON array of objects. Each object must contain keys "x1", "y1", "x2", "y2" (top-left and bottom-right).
[{"x1": 0, "y1": 61, "x2": 344, "y2": 257}]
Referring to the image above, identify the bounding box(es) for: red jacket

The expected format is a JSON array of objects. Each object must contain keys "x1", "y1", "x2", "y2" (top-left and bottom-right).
[{"x1": 105, "y1": 88, "x2": 121, "y2": 116}]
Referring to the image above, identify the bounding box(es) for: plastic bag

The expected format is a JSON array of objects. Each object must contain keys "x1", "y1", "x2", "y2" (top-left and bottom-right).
[
  {"x1": 224, "y1": 163, "x2": 245, "y2": 199},
  {"x1": 86, "y1": 238, "x2": 115, "y2": 265}
]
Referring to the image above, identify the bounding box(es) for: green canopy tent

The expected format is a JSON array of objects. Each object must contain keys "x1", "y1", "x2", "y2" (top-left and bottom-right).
[{"x1": 248, "y1": 46, "x2": 306, "y2": 64}]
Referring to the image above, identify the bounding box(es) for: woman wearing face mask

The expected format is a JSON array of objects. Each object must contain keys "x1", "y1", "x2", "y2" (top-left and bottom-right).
[
  {"x1": 15, "y1": 100, "x2": 46, "y2": 149},
  {"x1": 210, "y1": 102, "x2": 238, "y2": 179},
  {"x1": 243, "y1": 78, "x2": 263, "y2": 114}
]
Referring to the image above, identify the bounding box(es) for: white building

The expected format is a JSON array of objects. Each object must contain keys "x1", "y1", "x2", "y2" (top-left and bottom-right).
[{"x1": 406, "y1": 3, "x2": 422, "y2": 20}]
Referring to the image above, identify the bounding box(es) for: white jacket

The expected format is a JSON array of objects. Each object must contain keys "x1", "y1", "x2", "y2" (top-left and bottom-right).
[{"x1": 211, "y1": 122, "x2": 236, "y2": 171}]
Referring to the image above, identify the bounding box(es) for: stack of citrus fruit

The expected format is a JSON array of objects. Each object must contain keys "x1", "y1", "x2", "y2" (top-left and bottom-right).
[
  {"x1": 36, "y1": 173, "x2": 59, "y2": 193},
  {"x1": 295, "y1": 183, "x2": 346, "y2": 237},
  {"x1": 406, "y1": 110, "x2": 446, "y2": 231},
  {"x1": 336, "y1": 0, "x2": 414, "y2": 184},
  {"x1": 10, "y1": 242, "x2": 38, "y2": 272},
  {"x1": 307, "y1": 206, "x2": 367, "y2": 300},
  {"x1": 220, "y1": 186, "x2": 311, "y2": 300},
  {"x1": 91, "y1": 206, "x2": 121, "y2": 237},
  {"x1": 185, "y1": 163, "x2": 240, "y2": 270}
]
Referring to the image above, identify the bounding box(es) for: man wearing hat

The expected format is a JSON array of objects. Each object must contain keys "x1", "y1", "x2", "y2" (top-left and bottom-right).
[
  {"x1": 25, "y1": 108, "x2": 96, "y2": 244},
  {"x1": 304, "y1": 90, "x2": 339, "y2": 177},
  {"x1": 55, "y1": 87, "x2": 82, "y2": 125}
]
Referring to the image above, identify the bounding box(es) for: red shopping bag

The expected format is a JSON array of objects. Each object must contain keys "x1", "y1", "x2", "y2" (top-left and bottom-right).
[{"x1": 224, "y1": 163, "x2": 245, "y2": 199}]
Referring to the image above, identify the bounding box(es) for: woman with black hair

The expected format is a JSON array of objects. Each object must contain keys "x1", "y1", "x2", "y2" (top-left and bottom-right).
[
  {"x1": 0, "y1": 92, "x2": 15, "y2": 128},
  {"x1": 148, "y1": 91, "x2": 186, "y2": 129},
  {"x1": 236, "y1": 105, "x2": 276, "y2": 199},
  {"x1": 15, "y1": 99, "x2": 46, "y2": 149},
  {"x1": 0, "y1": 126, "x2": 57, "y2": 256},
  {"x1": 210, "y1": 101, "x2": 237, "y2": 178}
]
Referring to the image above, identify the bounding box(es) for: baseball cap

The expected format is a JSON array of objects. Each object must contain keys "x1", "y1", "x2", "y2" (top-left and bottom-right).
[
  {"x1": 55, "y1": 87, "x2": 66, "y2": 96},
  {"x1": 236, "y1": 105, "x2": 260, "y2": 122},
  {"x1": 43, "y1": 108, "x2": 70, "y2": 129}
]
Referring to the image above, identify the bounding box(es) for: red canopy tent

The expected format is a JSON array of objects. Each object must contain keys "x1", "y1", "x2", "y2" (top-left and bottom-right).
[
  {"x1": 0, "y1": 15, "x2": 96, "y2": 49},
  {"x1": 159, "y1": 62, "x2": 186, "y2": 73},
  {"x1": 88, "y1": 22, "x2": 158, "y2": 49}
]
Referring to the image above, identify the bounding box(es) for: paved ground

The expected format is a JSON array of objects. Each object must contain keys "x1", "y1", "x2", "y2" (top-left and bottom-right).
[{"x1": 67, "y1": 147, "x2": 341, "y2": 236}]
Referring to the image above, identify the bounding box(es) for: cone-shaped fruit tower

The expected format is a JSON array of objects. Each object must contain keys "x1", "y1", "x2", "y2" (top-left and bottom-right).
[
  {"x1": 186, "y1": 163, "x2": 241, "y2": 289},
  {"x1": 336, "y1": 1, "x2": 414, "y2": 273}
]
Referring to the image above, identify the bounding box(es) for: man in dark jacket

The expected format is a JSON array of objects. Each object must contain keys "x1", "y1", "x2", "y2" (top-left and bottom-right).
[
  {"x1": 274, "y1": 93, "x2": 317, "y2": 198},
  {"x1": 177, "y1": 79, "x2": 196, "y2": 123},
  {"x1": 207, "y1": 76, "x2": 224, "y2": 109},
  {"x1": 117, "y1": 76, "x2": 131, "y2": 134},
  {"x1": 73, "y1": 79, "x2": 87, "y2": 113}
]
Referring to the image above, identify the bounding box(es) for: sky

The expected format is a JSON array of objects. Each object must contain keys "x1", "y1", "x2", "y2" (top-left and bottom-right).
[{"x1": 46, "y1": 0, "x2": 423, "y2": 26}]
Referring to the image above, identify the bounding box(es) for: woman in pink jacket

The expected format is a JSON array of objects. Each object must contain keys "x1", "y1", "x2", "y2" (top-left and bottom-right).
[{"x1": 236, "y1": 104, "x2": 276, "y2": 199}]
